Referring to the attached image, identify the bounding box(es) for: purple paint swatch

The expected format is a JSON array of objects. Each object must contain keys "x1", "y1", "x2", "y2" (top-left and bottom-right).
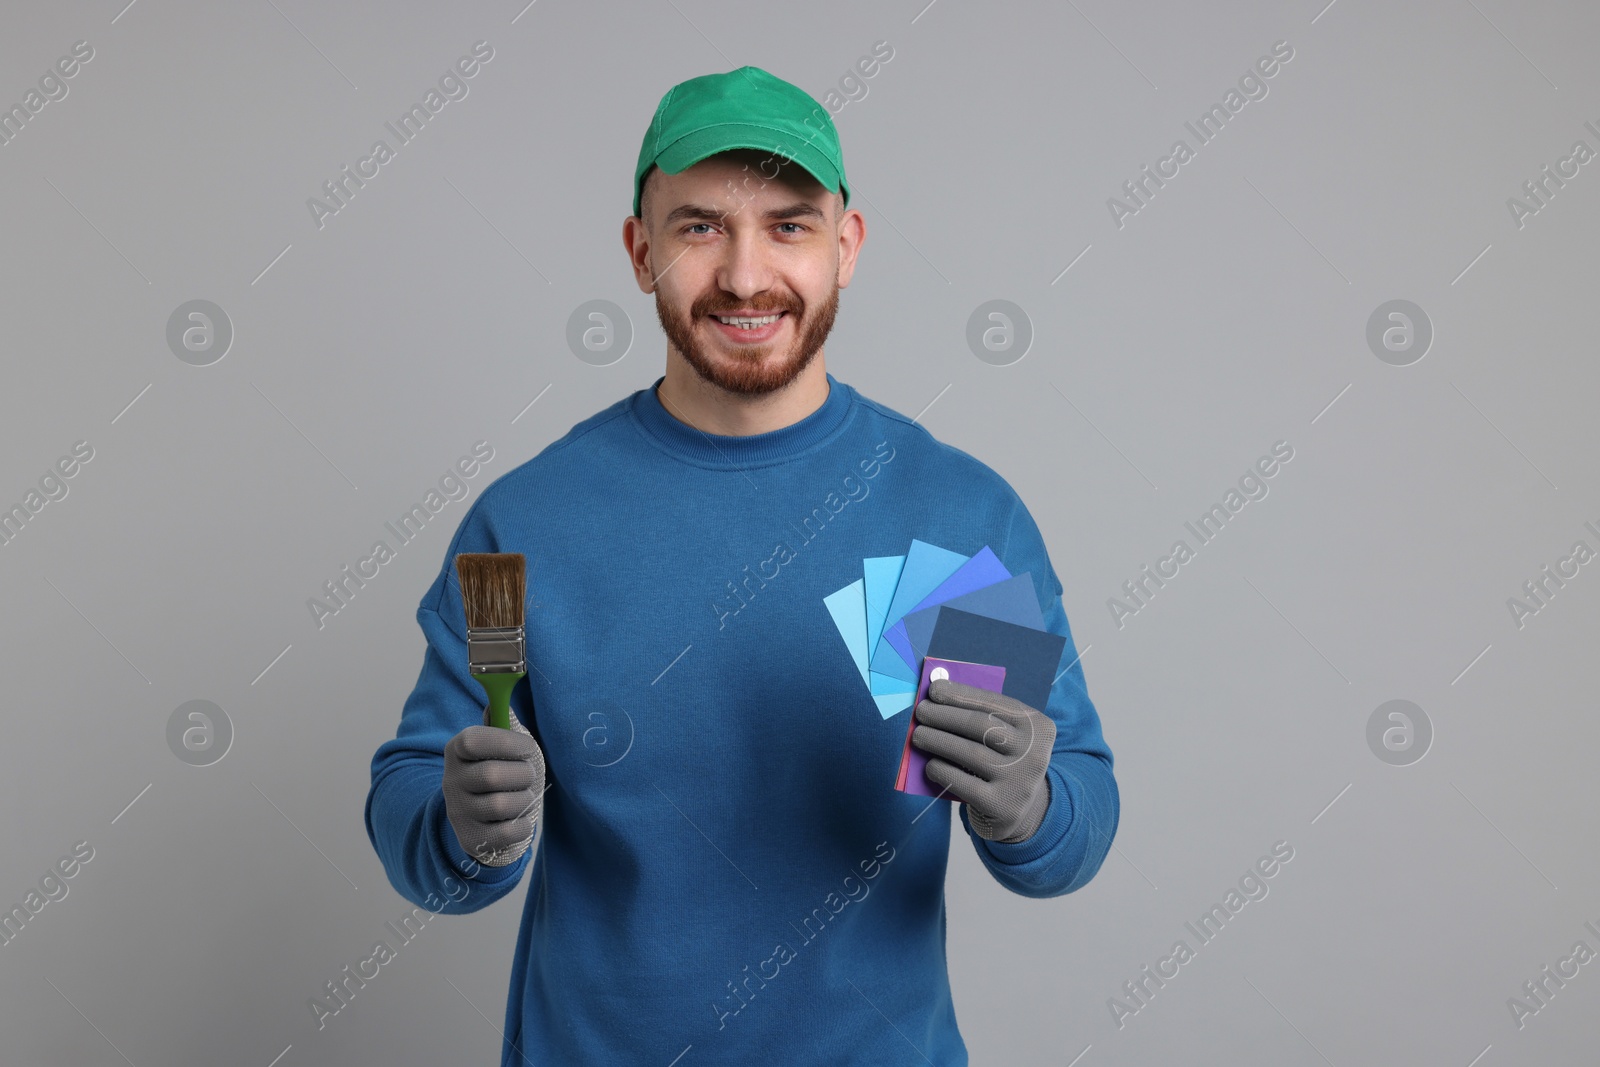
[{"x1": 896, "y1": 657, "x2": 1007, "y2": 798}]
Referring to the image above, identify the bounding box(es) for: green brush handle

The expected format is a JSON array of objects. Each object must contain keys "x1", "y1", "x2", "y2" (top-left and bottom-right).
[{"x1": 471, "y1": 672, "x2": 525, "y2": 730}]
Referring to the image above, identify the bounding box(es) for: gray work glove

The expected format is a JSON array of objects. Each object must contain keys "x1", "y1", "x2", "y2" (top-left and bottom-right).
[
  {"x1": 442, "y1": 712, "x2": 544, "y2": 867},
  {"x1": 910, "y1": 678, "x2": 1056, "y2": 844}
]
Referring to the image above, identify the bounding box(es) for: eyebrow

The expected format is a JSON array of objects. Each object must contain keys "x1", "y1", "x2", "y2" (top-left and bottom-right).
[{"x1": 662, "y1": 201, "x2": 828, "y2": 227}]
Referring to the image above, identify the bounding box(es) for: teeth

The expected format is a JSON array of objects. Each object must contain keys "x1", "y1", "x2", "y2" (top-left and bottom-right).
[{"x1": 714, "y1": 313, "x2": 782, "y2": 328}]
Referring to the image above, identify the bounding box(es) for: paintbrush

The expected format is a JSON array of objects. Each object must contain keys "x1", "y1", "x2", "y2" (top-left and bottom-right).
[{"x1": 453, "y1": 552, "x2": 526, "y2": 730}]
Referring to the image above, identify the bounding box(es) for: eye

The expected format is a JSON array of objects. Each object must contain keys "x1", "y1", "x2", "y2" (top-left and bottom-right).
[
  {"x1": 777, "y1": 223, "x2": 805, "y2": 234},
  {"x1": 684, "y1": 223, "x2": 714, "y2": 235}
]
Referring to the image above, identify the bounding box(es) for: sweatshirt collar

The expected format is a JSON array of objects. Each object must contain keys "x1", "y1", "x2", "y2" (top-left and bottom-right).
[{"x1": 631, "y1": 371, "x2": 855, "y2": 469}]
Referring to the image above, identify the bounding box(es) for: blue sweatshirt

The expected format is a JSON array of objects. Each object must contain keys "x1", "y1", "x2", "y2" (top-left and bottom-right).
[{"x1": 365, "y1": 372, "x2": 1118, "y2": 1065}]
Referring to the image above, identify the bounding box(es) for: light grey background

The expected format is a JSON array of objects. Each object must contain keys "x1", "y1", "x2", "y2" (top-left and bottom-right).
[{"x1": 3, "y1": 0, "x2": 1597, "y2": 1063}]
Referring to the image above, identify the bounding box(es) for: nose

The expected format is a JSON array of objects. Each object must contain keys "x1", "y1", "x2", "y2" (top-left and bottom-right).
[{"x1": 714, "y1": 226, "x2": 778, "y2": 302}]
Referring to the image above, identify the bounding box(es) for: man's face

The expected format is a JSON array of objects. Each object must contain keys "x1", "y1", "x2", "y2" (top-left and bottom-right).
[{"x1": 638, "y1": 149, "x2": 853, "y2": 396}]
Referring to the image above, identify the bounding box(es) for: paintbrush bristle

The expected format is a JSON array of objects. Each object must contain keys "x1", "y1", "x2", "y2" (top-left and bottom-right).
[{"x1": 454, "y1": 553, "x2": 526, "y2": 630}]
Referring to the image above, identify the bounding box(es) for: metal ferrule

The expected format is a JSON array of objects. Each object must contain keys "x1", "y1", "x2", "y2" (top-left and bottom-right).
[{"x1": 464, "y1": 625, "x2": 526, "y2": 674}]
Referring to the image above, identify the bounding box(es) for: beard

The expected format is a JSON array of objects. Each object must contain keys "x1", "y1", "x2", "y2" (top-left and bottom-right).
[{"x1": 654, "y1": 282, "x2": 840, "y2": 397}]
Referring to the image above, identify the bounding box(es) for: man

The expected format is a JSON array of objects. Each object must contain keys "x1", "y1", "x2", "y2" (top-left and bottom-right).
[{"x1": 365, "y1": 65, "x2": 1118, "y2": 1065}]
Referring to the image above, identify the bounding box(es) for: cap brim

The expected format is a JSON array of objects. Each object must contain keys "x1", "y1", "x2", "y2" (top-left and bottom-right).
[{"x1": 653, "y1": 122, "x2": 845, "y2": 201}]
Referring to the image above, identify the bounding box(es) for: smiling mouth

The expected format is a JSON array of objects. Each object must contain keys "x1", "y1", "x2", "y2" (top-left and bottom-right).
[
  {"x1": 705, "y1": 310, "x2": 790, "y2": 343},
  {"x1": 709, "y1": 311, "x2": 787, "y2": 328}
]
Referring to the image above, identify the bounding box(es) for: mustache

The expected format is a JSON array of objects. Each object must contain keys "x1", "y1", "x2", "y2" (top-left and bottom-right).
[{"x1": 692, "y1": 295, "x2": 800, "y2": 317}]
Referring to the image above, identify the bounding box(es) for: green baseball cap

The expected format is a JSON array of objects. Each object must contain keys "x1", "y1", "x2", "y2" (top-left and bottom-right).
[{"x1": 633, "y1": 65, "x2": 850, "y2": 220}]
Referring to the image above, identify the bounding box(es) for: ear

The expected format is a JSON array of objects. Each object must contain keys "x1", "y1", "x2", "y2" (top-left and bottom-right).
[
  {"x1": 622, "y1": 215, "x2": 655, "y2": 294},
  {"x1": 834, "y1": 205, "x2": 866, "y2": 289}
]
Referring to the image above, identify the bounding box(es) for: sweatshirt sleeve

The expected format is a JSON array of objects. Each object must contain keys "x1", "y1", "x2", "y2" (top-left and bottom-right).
[
  {"x1": 364, "y1": 498, "x2": 532, "y2": 913},
  {"x1": 960, "y1": 490, "x2": 1120, "y2": 899}
]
